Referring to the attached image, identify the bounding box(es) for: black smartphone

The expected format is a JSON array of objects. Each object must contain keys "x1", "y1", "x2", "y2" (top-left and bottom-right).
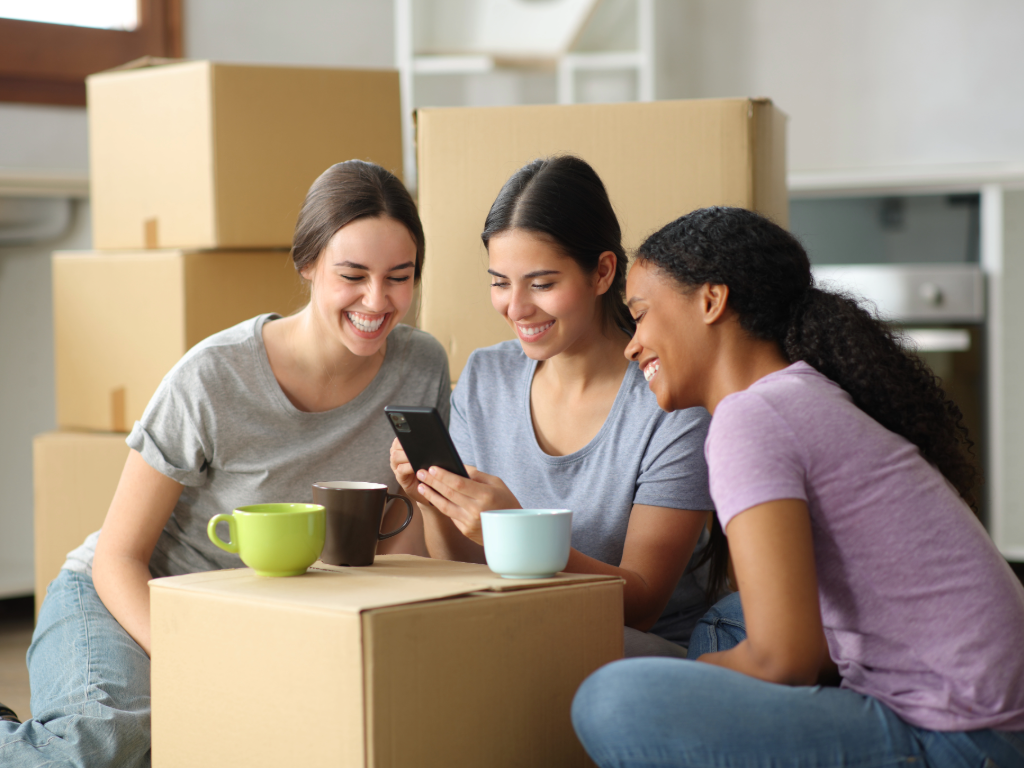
[{"x1": 384, "y1": 405, "x2": 470, "y2": 478}]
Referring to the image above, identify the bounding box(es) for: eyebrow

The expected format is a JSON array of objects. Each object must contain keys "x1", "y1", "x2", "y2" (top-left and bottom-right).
[
  {"x1": 487, "y1": 269, "x2": 561, "y2": 279},
  {"x1": 334, "y1": 260, "x2": 415, "y2": 271},
  {"x1": 626, "y1": 296, "x2": 644, "y2": 307}
]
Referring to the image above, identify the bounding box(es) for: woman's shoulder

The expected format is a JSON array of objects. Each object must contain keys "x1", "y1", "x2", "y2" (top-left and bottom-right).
[
  {"x1": 391, "y1": 322, "x2": 444, "y2": 353},
  {"x1": 464, "y1": 339, "x2": 527, "y2": 372},
  {"x1": 458, "y1": 340, "x2": 529, "y2": 384},
  {"x1": 716, "y1": 361, "x2": 848, "y2": 427},
  {"x1": 387, "y1": 324, "x2": 450, "y2": 381},
  {"x1": 171, "y1": 314, "x2": 270, "y2": 380},
  {"x1": 620, "y1": 361, "x2": 710, "y2": 429}
]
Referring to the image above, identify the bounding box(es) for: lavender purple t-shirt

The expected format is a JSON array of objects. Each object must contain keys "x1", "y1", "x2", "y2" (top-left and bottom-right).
[{"x1": 706, "y1": 361, "x2": 1024, "y2": 732}]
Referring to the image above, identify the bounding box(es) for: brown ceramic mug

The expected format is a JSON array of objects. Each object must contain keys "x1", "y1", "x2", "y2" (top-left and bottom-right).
[{"x1": 311, "y1": 481, "x2": 414, "y2": 567}]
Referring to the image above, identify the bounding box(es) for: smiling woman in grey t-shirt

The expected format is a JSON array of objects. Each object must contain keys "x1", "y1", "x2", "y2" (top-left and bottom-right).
[
  {"x1": 2, "y1": 162, "x2": 449, "y2": 768},
  {"x1": 391, "y1": 155, "x2": 720, "y2": 657}
]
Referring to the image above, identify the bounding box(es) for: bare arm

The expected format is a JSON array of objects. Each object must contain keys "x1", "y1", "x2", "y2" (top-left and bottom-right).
[
  {"x1": 92, "y1": 449, "x2": 183, "y2": 656},
  {"x1": 563, "y1": 503, "x2": 707, "y2": 630},
  {"x1": 413, "y1": 464, "x2": 708, "y2": 630},
  {"x1": 697, "y1": 498, "x2": 830, "y2": 686}
]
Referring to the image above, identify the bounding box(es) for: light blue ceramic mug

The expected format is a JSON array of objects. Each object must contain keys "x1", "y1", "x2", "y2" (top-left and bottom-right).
[{"x1": 479, "y1": 509, "x2": 573, "y2": 579}]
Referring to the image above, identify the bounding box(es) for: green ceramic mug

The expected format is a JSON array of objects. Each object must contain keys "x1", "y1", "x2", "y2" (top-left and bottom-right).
[{"x1": 207, "y1": 503, "x2": 326, "y2": 577}]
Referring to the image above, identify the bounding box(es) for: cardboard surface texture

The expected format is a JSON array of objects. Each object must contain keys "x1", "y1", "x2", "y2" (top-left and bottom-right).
[
  {"x1": 53, "y1": 249, "x2": 306, "y2": 432},
  {"x1": 150, "y1": 555, "x2": 622, "y2": 768},
  {"x1": 416, "y1": 98, "x2": 788, "y2": 378},
  {"x1": 33, "y1": 432, "x2": 129, "y2": 618},
  {"x1": 88, "y1": 60, "x2": 403, "y2": 249}
]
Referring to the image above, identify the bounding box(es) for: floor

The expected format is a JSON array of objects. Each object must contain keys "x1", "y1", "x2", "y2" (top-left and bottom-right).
[{"x1": 0, "y1": 596, "x2": 33, "y2": 721}]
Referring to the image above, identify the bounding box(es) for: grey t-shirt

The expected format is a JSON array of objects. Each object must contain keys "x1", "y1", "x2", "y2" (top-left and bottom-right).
[
  {"x1": 64, "y1": 314, "x2": 450, "y2": 579},
  {"x1": 449, "y1": 341, "x2": 715, "y2": 645}
]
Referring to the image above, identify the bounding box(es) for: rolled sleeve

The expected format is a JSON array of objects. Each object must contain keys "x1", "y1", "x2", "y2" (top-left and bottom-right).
[{"x1": 126, "y1": 369, "x2": 212, "y2": 487}]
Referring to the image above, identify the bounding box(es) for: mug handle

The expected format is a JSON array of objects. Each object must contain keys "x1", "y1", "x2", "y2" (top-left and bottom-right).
[
  {"x1": 378, "y1": 494, "x2": 415, "y2": 540},
  {"x1": 207, "y1": 513, "x2": 240, "y2": 553}
]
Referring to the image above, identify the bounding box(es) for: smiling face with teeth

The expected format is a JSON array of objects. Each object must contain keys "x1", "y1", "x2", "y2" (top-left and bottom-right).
[
  {"x1": 301, "y1": 215, "x2": 417, "y2": 358},
  {"x1": 624, "y1": 259, "x2": 716, "y2": 413},
  {"x1": 486, "y1": 229, "x2": 616, "y2": 360}
]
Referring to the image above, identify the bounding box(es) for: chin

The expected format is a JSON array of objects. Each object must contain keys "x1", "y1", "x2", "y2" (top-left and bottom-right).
[
  {"x1": 650, "y1": 381, "x2": 680, "y2": 413},
  {"x1": 518, "y1": 342, "x2": 559, "y2": 361}
]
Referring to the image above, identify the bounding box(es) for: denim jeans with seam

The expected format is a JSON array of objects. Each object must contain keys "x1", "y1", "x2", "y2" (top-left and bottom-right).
[
  {"x1": 0, "y1": 569, "x2": 151, "y2": 768},
  {"x1": 572, "y1": 592, "x2": 1024, "y2": 768}
]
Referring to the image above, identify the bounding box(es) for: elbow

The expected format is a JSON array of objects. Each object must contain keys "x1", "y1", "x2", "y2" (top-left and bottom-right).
[{"x1": 618, "y1": 593, "x2": 667, "y2": 630}]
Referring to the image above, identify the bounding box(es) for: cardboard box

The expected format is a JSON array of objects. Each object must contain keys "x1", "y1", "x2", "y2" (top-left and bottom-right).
[
  {"x1": 150, "y1": 556, "x2": 622, "y2": 768},
  {"x1": 88, "y1": 60, "x2": 403, "y2": 250},
  {"x1": 53, "y1": 249, "x2": 306, "y2": 432},
  {"x1": 416, "y1": 98, "x2": 788, "y2": 378},
  {"x1": 33, "y1": 431, "x2": 130, "y2": 618}
]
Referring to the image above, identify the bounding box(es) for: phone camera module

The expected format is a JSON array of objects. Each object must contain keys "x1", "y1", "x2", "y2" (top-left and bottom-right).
[{"x1": 389, "y1": 413, "x2": 411, "y2": 432}]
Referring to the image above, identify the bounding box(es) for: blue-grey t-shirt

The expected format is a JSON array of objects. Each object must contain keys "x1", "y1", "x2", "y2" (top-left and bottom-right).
[{"x1": 449, "y1": 340, "x2": 715, "y2": 645}]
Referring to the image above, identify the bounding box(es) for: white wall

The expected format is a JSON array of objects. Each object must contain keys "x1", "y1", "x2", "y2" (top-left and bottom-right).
[
  {"x1": 655, "y1": 0, "x2": 1024, "y2": 171},
  {"x1": 184, "y1": 0, "x2": 394, "y2": 66},
  {"x1": 0, "y1": 101, "x2": 91, "y2": 596},
  {"x1": 0, "y1": 202, "x2": 91, "y2": 597}
]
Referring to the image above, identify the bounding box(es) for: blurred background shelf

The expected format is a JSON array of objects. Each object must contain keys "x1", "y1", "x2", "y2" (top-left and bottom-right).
[{"x1": 395, "y1": 0, "x2": 654, "y2": 188}]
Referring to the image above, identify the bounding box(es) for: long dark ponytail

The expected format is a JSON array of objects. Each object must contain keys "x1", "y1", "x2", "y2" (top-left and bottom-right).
[
  {"x1": 637, "y1": 206, "x2": 979, "y2": 600},
  {"x1": 481, "y1": 155, "x2": 634, "y2": 334}
]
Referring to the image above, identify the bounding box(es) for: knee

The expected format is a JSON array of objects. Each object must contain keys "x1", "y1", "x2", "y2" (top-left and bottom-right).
[
  {"x1": 572, "y1": 659, "x2": 673, "y2": 749},
  {"x1": 572, "y1": 661, "x2": 627, "y2": 740},
  {"x1": 705, "y1": 590, "x2": 743, "y2": 622}
]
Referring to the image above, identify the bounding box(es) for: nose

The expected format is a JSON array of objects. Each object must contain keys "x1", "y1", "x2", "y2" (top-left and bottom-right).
[
  {"x1": 506, "y1": 284, "x2": 534, "y2": 322},
  {"x1": 362, "y1": 278, "x2": 389, "y2": 313},
  {"x1": 624, "y1": 333, "x2": 641, "y2": 362}
]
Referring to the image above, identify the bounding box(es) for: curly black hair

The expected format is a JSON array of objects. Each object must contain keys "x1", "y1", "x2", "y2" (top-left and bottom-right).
[{"x1": 637, "y1": 206, "x2": 980, "y2": 602}]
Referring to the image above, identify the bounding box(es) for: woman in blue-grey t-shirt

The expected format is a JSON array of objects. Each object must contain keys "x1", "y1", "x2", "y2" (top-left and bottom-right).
[{"x1": 391, "y1": 155, "x2": 726, "y2": 656}]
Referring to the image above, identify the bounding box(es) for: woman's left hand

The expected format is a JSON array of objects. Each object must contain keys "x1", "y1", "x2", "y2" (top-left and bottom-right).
[{"x1": 415, "y1": 466, "x2": 521, "y2": 545}]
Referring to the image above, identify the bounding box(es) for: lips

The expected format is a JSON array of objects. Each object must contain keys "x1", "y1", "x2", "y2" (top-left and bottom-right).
[{"x1": 515, "y1": 319, "x2": 554, "y2": 342}]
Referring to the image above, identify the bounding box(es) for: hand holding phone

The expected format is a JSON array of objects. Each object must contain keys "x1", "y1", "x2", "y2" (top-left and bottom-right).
[{"x1": 385, "y1": 406, "x2": 469, "y2": 479}]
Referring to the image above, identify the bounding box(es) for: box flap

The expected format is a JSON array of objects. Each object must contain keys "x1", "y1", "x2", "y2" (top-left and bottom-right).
[
  {"x1": 102, "y1": 55, "x2": 187, "y2": 73},
  {"x1": 149, "y1": 555, "x2": 620, "y2": 613},
  {"x1": 314, "y1": 554, "x2": 617, "y2": 591}
]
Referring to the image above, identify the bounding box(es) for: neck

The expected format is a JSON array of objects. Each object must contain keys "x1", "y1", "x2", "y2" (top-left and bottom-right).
[
  {"x1": 537, "y1": 320, "x2": 630, "y2": 393},
  {"x1": 285, "y1": 305, "x2": 384, "y2": 384},
  {"x1": 703, "y1": 327, "x2": 790, "y2": 414}
]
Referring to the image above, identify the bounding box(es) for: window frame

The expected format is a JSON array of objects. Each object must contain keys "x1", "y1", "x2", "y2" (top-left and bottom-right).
[{"x1": 0, "y1": 0, "x2": 182, "y2": 107}]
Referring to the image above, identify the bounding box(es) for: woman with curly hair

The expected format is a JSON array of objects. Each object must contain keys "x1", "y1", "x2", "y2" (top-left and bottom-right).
[{"x1": 571, "y1": 206, "x2": 1024, "y2": 767}]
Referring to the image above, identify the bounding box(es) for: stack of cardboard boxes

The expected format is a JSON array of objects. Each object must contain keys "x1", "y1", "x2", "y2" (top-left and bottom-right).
[{"x1": 33, "y1": 60, "x2": 404, "y2": 615}]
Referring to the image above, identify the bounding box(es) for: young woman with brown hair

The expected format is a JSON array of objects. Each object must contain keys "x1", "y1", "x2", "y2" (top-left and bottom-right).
[
  {"x1": 391, "y1": 155, "x2": 723, "y2": 657},
  {"x1": 0, "y1": 160, "x2": 450, "y2": 767}
]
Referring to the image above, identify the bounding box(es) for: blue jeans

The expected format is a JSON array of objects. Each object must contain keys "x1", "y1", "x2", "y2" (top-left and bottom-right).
[
  {"x1": 572, "y1": 593, "x2": 1024, "y2": 768},
  {"x1": 685, "y1": 591, "x2": 745, "y2": 659},
  {"x1": 0, "y1": 570, "x2": 151, "y2": 768}
]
